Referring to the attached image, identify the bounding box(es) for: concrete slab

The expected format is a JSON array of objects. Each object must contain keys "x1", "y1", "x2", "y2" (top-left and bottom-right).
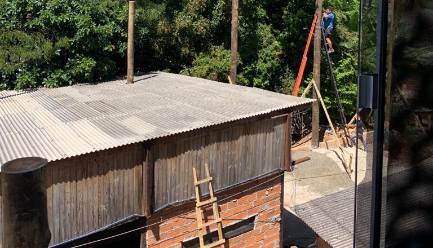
[{"x1": 283, "y1": 147, "x2": 368, "y2": 248}]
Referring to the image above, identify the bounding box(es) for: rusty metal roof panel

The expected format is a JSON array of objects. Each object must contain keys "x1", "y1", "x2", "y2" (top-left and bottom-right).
[{"x1": 0, "y1": 72, "x2": 314, "y2": 164}]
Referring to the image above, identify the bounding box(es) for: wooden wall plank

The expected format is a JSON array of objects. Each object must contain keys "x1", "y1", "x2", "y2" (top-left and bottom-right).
[
  {"x1": 70, "y1": 161, "x2": 77, "y2": 239},
  {"x1": 128, "y1": 147, "x2": 135, "y2": 218},
  {"x1": 46, "y1": 164, "x2": 53, "y2": 245},
  {"x1": 103, "y1": 153, "x2": 110, "y2": 226},
  {"x1": 52, "y1": 162, "x2": 60, "y2": 244},
  {"x1": 92, "y1": 157, "x2": 99, "y2": 231},
  {"x1": 134, "y1": 145, "x2": 142, "y2": 215},
  {"x1": 76, "y1": 159, "x2": 84, "y2": 237},
  {"x1": 153, "y1": 115, "x2": 287, "y2": 209},
  {"x1": 60, "y1": 163, "x2": 68, "y2": 242},
  {"x1": 16, "y1": 144, "x2": 145, "y2": 247},
  {"x1": 107, "y1": 151, "x2": 115, "y2": 224},
  {"x1": 123, "y1": 148, "x2": 130, "y2": 218}
]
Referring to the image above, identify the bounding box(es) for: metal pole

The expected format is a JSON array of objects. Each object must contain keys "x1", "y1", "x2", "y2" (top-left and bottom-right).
[
  {"x1": 311, "y1": 0, "x2": 323, "y2": 148},
  {"x1": 127, "y1": 1, "x2": 135, "y2": 84},
  {"x1": 353, "y1": 2, "x2": 363, "y2": 246},
  {"x1": 370, "y1": 0, "x2": 388, "y2": 247}
]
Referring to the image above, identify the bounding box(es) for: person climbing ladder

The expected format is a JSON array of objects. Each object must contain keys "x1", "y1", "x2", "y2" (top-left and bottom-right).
[{"x1": 323, "y1": 7, "x2": 335, "y2": 53}]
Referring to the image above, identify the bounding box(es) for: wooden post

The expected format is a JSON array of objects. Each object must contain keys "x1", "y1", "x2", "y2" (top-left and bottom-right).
[
  {"x1": 311, "y1": 79, "x2": 353, "y2": 176},
  {"x1": 283, "y1": 114, "x2": 292, "y2": 171},
  {"x1": 127, "y1": 1, "x2": 135, "y2": 84},
  {"x1": 141, "y1": 147, "x2": 153, "y2": 248},
  {"x1": 230, "y1": 0, "x2": 239, "y2": 85},
  {"x1": 311, "y1": 0, "x2": 322, "y2": 148},
  {"x1": 385, "y1": 0, "x2": 396, "y2": 131},
  {"x1": 142, "y1": 148, "x2": 153, "y2": 217},
  {"x1": 1, "y1": 157, "x2": 51, "y2": 248}
]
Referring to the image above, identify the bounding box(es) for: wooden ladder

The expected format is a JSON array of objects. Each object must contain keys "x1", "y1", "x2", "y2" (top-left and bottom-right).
[{"x1": 193, "y1": 163, "x2": 225, "y2": 248}]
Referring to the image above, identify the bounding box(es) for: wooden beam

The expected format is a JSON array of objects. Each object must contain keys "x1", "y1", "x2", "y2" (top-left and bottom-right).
[
  {"x1": 311, "y1": 0, "x2": 322, "y2": 148},
  {"x1": 283, "y1": 114, "x2": 292, "y2": 171},
  {"x1": 292, "y1": 156, "x2": 311, "y2": 166},
  {"x1": 142, "y1": 147, "x2": 154, "y2": 217},
  {"x1": 127, "y1": 1, "x2": 135, "y2": 84},
  {"x1": 1, "y1": 157, "x2": 51, "y2": 248},
  {"x1": 348, "y1": 113, "x2": 358, "y2": 126},
  {"x1": 230, "y1": 0, "x2": 239, "y2": 84},
  {"x1": 311, "y1": 79, "x2": 353, "y2": 176},
  {"x1": 301, "y1": 80, "x2": 313, "y2": 98},
  {"x1": 141, "y1": 147, "x2": 153, "y2": 248}
]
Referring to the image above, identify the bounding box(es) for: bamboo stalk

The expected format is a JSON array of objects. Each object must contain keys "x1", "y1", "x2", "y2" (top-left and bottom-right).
[{"x1": 301, "y1": 80, "x2": 313, "y2": 98}]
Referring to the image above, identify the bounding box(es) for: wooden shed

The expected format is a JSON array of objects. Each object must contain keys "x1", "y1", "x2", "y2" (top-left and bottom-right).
[{"x1": 0, "y1": 72, "x2": 313, "y2": 247}]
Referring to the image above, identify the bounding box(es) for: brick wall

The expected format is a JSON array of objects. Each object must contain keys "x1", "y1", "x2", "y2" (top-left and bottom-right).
[{"x1": 146, "y1": 174, "x2": 283, "y2": 248}]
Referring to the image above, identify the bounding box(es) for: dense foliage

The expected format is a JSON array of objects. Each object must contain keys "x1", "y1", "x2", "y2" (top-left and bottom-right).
[{"x1": 0, "y1": 0, "x2": 359, "y2": 119}]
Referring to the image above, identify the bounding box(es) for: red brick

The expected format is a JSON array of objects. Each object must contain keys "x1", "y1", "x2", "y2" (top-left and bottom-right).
[
  {"x1": 223, "y1": 206, "x2": 243, "y2": 218},
  {"x1": 227, "y1": 200, "x2": 238, "y2": 209},
  {"x1": 256, "y1": 189, "x2": 268, "y2": 199},
  {"x1": 159, "y1": 223, "x2": 173, "y2": 233},
  {"x1": 268, "y1": 199, "x2": 280, "y2": 209},
  {"x1": 144, "y1": 178, "x2": 281, "y2": 248},
  {"x1": 254, "y1": 232, "x2": 266, "y2": 242},
  {"x1": 219, "y1": 203, "x2": 228, "y2": 213},
  {"x1": 237, "y1": 192, "x2": 257, "y2": 205},
  {"x1": 231, "y1": 242, "x2": 247, "y2": 248}
]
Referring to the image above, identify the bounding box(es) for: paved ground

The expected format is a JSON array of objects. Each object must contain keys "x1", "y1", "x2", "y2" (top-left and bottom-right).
[{"x1": 283, "y1": 146, "x2": 367, "y2": 248}]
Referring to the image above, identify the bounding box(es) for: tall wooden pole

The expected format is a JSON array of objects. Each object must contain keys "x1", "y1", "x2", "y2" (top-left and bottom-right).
[
  {"x1": 230, "y1": 0, "x2": 239, "y2": 85},
  {"x1": 1, "y1": 157, "x2": 51, "y2": 248},
  {"x1": 127, "y1": 1, "x2": 135, "y2": 84},
  {"x1": 311, "y1": 0, "x2": 322, "y2": 148}
]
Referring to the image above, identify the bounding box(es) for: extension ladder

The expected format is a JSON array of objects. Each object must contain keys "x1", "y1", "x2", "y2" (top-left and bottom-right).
[{"x1": 193, "y1": 164, "x2": 225, "y2": 248}]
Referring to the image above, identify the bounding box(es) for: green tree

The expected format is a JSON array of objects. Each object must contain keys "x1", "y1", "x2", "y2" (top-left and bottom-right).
[
  {"x1": 0, "y1": 0, "x2": 360, "y2": 123},
  {"x1": 0, "y1": 0, "x2": 127, "y2": 90}
]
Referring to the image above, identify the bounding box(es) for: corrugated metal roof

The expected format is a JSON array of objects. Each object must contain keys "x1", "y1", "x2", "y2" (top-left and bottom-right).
[
  {"x1": 292, "y1": 186, "x2": 359, "y2": 248},
  {"x1": 0, "y1": 72, "x2": 313, "y2": 165}
]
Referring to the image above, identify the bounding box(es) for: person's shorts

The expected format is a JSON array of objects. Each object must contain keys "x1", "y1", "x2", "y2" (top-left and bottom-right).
[{"x1": 325, "y1": 27, "x2": 333, "y2": 38}]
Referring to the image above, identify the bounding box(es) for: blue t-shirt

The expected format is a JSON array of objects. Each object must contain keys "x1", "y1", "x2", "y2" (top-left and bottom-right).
[{"x1": 323, "y1": 13, "x2": 334, "y2": 29}]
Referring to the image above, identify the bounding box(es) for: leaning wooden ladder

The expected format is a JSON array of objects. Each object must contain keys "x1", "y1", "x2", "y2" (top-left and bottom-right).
[{"x1": 193, "y1": 163, "x2": 225, "y2": 248}]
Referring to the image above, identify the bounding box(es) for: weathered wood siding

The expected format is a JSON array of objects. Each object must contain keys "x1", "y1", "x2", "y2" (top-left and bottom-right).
[
  {"x1": 0, "y1": 113, "x2": 290, "y2": 246},
  {"x1": 46, "y1": 144, "x2": 144, "y2": 246},
  {"x1": 153, "y1": 116, "x2": 286, "y2": 210}
]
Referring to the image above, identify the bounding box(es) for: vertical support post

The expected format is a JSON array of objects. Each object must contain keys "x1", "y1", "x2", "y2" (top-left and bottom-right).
[
  {"x1": 142, "y1": 147, "x2": 153, "y2": 217},
  {"x1": 1, "y1": 157, "x2": 51, "y2": 248},
  {"x1": 141, "y1": 147, "x2": 153, "y2": 248},
  {"x1": 370, "y1": 0, "x2": 388, "y2": 247},
  {"x1": 230, "y1": 0, "x2": 239, "y2": 85},
  {"x1": 311, "y1": 0, "x2": 322, "y2": 148},
  {"x1": 127, "y1": 1, "x2": 135, "y2": 84},
  {"x1": 283, "y1": 113, "x2": 292, "y2": 171},
  {"x1": 385, "y1": 0, "x2": 396, "y2": 130}
]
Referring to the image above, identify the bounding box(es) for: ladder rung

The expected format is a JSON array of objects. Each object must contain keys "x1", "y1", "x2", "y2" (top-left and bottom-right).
[
  {"x1": 203, "y1": 239, "x2": 226, "y2": 248},
  {"x1": 197, "y1": 218, "x2": 222, "y2": 229},
  {"x1": 196, "y1": 197, "x2": 217, "y2": 207},
  {"x1": 195, "y1": 177, "x2": 212, "y2": 186}
]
